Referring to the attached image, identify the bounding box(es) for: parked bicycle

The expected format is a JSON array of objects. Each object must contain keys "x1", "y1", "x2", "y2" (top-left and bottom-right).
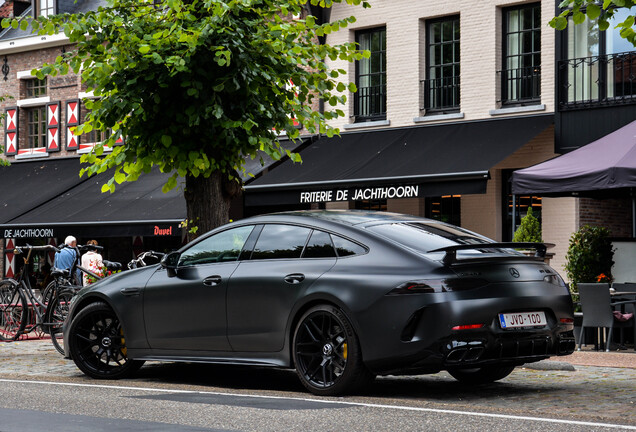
[
  {"x1": 127, "y1": 250, "x2": 165, "y2": 269},
  {"x1": 45, "y1": 243, "x2": 124, "y2": 353},
  {"x1": 0, "y1": 245, "x2": 165, "y2": 354},
  {"x1": 0, "y1": 245, "x2": 76, "y2": 354}
]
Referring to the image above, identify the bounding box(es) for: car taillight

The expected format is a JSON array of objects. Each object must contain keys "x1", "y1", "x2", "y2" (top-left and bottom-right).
[
  {"x1": 387, "y1": 278, "x2": 488, "y2": 295},
  {"x1": 543, "y1": 274, "x2": 567, "y2": 287},
  {"x1": 451, "y1": 324, "x2": 485, "y2": 330}
]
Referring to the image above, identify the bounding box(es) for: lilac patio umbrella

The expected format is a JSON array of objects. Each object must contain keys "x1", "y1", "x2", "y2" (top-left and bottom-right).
[{"x1": 512, "y1": 120, "x2": 636, "y2": 236}]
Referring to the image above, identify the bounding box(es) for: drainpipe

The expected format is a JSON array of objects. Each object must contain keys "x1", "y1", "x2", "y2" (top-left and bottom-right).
[{"x1": 511, "y1": 194, "x2": 516, "y2": 240}]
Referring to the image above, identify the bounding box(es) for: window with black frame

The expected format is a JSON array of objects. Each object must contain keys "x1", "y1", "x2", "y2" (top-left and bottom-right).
[
  {"x1": 354, "y1": 27, "x2": 386, "y2": 122},
  {"x1": 561, "y1": 7, "x2": 635, "y2": 107},
  {"x1": 424, "y1": 16, "x2": 460, "y2": 112},
  {"x1": 25, "y1": 78, "x2": 47, "y2": 99},
  {"x1": 425, "y1": 195, "x2": 461, "y2": 226},
  {"x1": 27, "y1": 106, "x2": 47, "y2": 149},
  {"x1": 502, "y1": 4, "x2": 541, "y2": 105}
]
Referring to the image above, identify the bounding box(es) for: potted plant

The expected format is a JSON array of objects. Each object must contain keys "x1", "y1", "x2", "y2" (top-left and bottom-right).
[
  {"x1": 512, "y1": 207, "x2": 543, "y2": 244},
  {"x1": 564, "y1": 225, "x2": 614, "y2": 344}
]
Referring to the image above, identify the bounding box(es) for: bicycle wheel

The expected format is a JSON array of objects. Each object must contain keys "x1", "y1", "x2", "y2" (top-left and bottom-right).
[
  {"x1": 46, "y1": 288, "x2": 75, "y2": 355},
  {"x1": 0, "y1": 279, "x2": 27, "y2": 341}
]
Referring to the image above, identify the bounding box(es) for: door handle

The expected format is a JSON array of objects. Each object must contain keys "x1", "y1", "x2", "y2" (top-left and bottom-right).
[
  {"x1": 120, "y1": 287, "x2": 141, "y2": 296},
  {"x1": 284, "y1": 273, "x2": 305, "y2": 284},
  {"x1": 203, "y1": 275, "x2": 222, "y2": 286}
]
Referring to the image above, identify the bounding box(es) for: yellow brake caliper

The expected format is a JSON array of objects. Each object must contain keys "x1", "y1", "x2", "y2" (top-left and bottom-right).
[{"x1": 120, "y1": 328, "x2": 127, "y2": 357}]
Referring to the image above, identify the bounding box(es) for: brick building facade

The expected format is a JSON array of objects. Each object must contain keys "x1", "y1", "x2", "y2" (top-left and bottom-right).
[
  {"x1": 1, "y1": 0, "x2": 635, "y2": 280},
  {"x1": 243, "y1": 0, "x2": 636, "y2": 279},
  {"x1": 0, "y1": 0, "x2": 185, "y2": 279}
]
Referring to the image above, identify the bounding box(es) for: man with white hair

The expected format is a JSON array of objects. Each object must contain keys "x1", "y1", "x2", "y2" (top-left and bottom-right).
[{"x1": 53, "y1": 235, "x2": 80, "y2": 284}]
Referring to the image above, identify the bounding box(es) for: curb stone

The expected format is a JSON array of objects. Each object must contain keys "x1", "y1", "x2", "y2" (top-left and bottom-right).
[{"x1": 523, "y1": 360, "x2": 577, "y2": 371}]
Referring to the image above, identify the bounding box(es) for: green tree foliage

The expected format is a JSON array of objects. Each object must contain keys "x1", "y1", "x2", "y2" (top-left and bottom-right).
[
  {"x1": 2, "y1": 0, "x2": 370, "y2": 237},
  {"x1": 564, "y1": 225, "x2": 615, "y2": 291},
  {"x1": 550, "y1": 1, "x2": 635, "y2": 47},
  {"x1": 512, "y1": 207, "x2": 543, "y2": 243}
]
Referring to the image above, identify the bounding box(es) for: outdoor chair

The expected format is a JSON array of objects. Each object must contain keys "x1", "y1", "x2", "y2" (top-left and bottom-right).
[{"x1": 577, "y1": 283, "x2": 636, "y2": 352}]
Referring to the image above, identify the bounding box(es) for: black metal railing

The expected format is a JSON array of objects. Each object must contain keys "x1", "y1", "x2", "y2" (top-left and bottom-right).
[
  {"x1": 353, "y1": 84, "x2": 386, "y2": 122},
  {"x1": 558, "y1": 51, "x2": 636, "y2": 110},
  {"x1": 421, "y1": 76, "x2": 460, "y2": 111},
  {"x1": 499, "y1": 66, "x2": 541, "y2": 104}
]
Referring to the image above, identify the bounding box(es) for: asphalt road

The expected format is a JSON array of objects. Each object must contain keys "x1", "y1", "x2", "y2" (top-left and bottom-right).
[{"x1": 1, "y1": 340, "x2": 636, "y2": 431}]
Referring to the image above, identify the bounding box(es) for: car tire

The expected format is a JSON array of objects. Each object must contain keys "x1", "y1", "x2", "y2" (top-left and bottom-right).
[
  {"x1": 447, "y1": 365, "x2": 516, "y2": 385},
  {"x1": 67, "y1": 301, "x2": 144, "y2": 379},
  {"x1": 292, "y1": 304, "x2": 374, "y2": 396}
]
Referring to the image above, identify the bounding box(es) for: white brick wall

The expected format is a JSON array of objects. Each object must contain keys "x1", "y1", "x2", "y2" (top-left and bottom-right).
[
  {"x1": 320, "y1": 1, "x2": 575, "y2": 271},
  {"x1": 543, "y1": 197, "x2": 579, "y2": 279},
  {"x1": 326, "y1": 0, "x2": 554, "y2": 130}
]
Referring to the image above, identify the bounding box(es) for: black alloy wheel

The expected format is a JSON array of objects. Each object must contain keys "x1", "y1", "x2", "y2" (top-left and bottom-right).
[
  {"x1": 0, "y1": 280, "x2": 27, "y2": 341},
  {"x1": 293, "y1": 305, "x2": 373, "y2": 396},
  {"x1": 68, "y1": 301, "x2": 144, "y2": 379},
  {"x1": 447, "y1": 365, "x2": 516, "y2": 385}
]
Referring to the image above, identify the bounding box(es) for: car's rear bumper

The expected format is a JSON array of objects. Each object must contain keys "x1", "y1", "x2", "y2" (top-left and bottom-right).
[{"x1": 358, "y1": 283, "x2": 576, "y2": 374}]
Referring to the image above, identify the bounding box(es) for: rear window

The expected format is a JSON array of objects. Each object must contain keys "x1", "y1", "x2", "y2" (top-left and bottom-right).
[
  {"x1": 366, "y1": 222, "x2": 514, "y2": 256},
  {"x1": 332, "y1": 235, "x2": 367, "y2": 257}
]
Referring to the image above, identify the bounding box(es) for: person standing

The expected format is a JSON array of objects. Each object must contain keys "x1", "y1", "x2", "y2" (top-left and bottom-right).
[{"x1": 81, "y1": 240, "x2": 104, "y2": 285}]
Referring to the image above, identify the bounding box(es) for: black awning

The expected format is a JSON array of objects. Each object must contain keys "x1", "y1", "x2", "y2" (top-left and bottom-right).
[
  {"x1": 1, "y1": 138, "x2": 303, "y2": 234},
  {"x1": 0, "y1": 158, "x2": 89, "y2": 223},
  {"x1": 244, "y1": 115, "x2": 553, "y2": 205},
  {"x1": 242, "y1": 138, "x2": 305, "y2": 180},
  {"x1": 3, "y1": 167, "x2": 186, "y2": 227}
]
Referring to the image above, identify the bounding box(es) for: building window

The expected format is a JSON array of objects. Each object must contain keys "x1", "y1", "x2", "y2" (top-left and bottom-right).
[
  {"x1": 502, "y1": 169, "x2": 541, "y2": 241},
  {"x1": 27, "y1": 106, "x2": 47, "y2": 149},
  {"x1": 37, "y1": 0, "x2": 55, "y2": 17},
  {"x1": 560, "y1": 7, "x2": 636, "y2": 108},
  {"x1": 501, "y1": 4, "x2": 541, "y2": 105},
  {"x1": 425, "y1": 195, "x2": 461, "y2": 226},
  {"x1": 354, "y1": 27, "x2": 386, "y2": 122},
  {"x1": 354, "y1": 198, "x2": 387, "y2": 211},
  {"x1": 25, "y1": 78, "x2": 47, "y2": 99},
  {"x1": 423, "y1": 16, "x2": 460, "y2": 112},
  {"x1": 85, "y1": 128, "x2": 111, "y2": 144},
  {"x1": 508, "y1": 195, "x2": 542, "y2": 240}
]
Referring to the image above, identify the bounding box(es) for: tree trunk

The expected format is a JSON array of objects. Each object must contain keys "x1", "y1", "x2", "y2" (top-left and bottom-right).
[{"x1": 184, "y1": 170, "x2": 242, "y2": 242}]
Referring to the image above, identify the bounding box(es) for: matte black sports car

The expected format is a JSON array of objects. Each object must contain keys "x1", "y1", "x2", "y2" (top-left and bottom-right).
[{"x1": 63, "y1": 210, "x2": 575, "y2": 395}]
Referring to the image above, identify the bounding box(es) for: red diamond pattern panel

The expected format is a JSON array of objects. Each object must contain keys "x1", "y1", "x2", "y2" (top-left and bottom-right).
[
  {"x1": 67, "y1": 127, "x2": 78, "y2": 150},
  {"x1": 5, "y1": 238, "x2": 15, "y2": 278},
  {"x1": 67, "y1": 102, "x2": 78, "y2": 125},
  {"x1": 47, "y1": 238, "x2": 57, "y2": 266},
  {"x1": 47, "y1": 127, "x2": 59, "y2": 151},
  {"x1": 47, "y1": 104, "x2": 59, "y2": 127},
  {"x1": 6, "y1": 132, "x2": 16, "y2": 153},
  {"x1": 6, "y1": 109, "x2": 17, "y2": 131}
]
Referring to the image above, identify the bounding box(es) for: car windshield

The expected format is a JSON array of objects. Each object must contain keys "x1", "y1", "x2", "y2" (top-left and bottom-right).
[{"x1": 367, "y1": 222, "x2": 520, "y2": 257}]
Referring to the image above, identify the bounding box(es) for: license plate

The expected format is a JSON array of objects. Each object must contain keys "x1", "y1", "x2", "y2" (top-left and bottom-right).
[{"x1": 499, "y1": 311, "x2": 547, "y2": 329}]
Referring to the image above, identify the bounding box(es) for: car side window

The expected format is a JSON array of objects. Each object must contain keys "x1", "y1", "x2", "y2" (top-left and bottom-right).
[
  {"x1": 332, "y1": 235, "x2": 367, "y2": 257},
  {"x1": 303, "y1": 230, "x2": 337, "y2": 259},
  {"x1": 251, "y1": 224, "x2": 312, "y2": 260},
  {"x1": 178, "y1": 225, "x2": 255, "y2": 266}
]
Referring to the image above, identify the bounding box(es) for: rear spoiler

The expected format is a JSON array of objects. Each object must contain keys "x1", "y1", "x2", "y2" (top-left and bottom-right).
[{"x1": 429, "y1": 242, "x2": 554, "y2": 266}]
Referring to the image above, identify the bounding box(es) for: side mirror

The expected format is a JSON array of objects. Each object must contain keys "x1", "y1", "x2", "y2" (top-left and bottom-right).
[{"x1": 160, "y1": 251, "x2": 181, "y2": 270}]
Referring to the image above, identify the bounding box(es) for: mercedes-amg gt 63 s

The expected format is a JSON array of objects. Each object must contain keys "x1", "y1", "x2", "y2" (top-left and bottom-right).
[{"x1": 63, "y1": 210, "x2": 575, "y2": 395}]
